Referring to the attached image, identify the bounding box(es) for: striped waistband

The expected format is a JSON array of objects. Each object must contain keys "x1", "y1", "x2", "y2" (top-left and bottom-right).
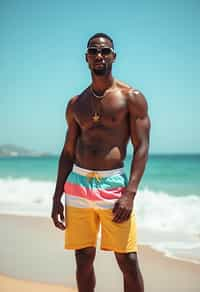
[{"x1": 72, "y1": 165, "x2": 124, "y2": 178}]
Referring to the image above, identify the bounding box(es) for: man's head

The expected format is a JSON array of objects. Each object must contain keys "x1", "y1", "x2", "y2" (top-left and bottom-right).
[
  {"x1": 87, "y1": 33, "x2": 114, "y2": 49},
  {"x1": 86, "y1": 33, "x2": 116, "y2": 76}
]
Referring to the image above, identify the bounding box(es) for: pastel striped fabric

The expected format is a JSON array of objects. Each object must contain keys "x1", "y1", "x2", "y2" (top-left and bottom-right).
[{"x1": 64, "y1": 168, "x2": 128, "y2": 210}]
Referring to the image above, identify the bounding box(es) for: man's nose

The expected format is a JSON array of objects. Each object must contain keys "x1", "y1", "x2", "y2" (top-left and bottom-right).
[{"x1": 96, "y1": 52, "x2": 103, "y2": 59}]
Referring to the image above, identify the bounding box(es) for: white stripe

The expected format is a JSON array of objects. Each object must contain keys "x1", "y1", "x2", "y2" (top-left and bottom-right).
[
  {"x1": 95, "y1": 199, "x2": 118, "y2": 209},
  {"x1": 72, "y1": 164, "x2": 124, "y2": 177},
  {"x1": 65, "y1": 194, "x2": 91, "y2": 208},
  {"x1": 65, "y1": 194, "x2": 118, "y2": 210}
]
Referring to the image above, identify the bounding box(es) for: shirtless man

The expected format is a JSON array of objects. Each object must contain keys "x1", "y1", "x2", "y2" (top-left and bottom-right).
[{"x1": 51, "y1": 33, "x2": 150, "y2": 292}]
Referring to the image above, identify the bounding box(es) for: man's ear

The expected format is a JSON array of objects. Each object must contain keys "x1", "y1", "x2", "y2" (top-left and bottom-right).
[
  {"x1": 85, "y1": 53, "x2": 88, "y2": 63},
  {"x1": 113, "y1": 52, "x2": 116, "y2": 62}
]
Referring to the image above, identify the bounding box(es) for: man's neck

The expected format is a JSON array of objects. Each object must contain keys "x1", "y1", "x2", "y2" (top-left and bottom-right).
[{"x1": 91, "y1": 73, "x2": 114, "y2": 93}]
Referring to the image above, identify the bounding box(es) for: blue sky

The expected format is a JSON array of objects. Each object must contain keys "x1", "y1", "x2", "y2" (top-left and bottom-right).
[{"x1": 0, "y1": 0, "x2": 200, "y2": 154}]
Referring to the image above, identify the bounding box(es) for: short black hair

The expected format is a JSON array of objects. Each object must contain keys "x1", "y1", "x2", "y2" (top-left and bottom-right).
[{"x1": 87, "y1": 33, "x2": 114, "y2": 49}]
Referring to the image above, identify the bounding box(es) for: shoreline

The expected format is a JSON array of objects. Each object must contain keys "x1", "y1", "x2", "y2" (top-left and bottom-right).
[
  {"x1": 0, "y1": 214, "x2": 200, "y2": 292},
  {"x1": 1, "y1": 211, "x2": 199, "y2": 265}
]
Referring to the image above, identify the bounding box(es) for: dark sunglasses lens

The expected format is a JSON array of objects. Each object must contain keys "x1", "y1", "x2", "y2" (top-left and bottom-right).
[
  {"x1": 87, "y1": 48, "x2": 98, "y2": 55},
  {"x1": 101, "y1": 48, "x2": 112, "y2": 55}
]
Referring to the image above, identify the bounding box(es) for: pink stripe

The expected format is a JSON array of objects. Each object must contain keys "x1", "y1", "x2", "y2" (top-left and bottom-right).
[{"x1": 64, "y1": 182, "x2": 124, "y2": 201}]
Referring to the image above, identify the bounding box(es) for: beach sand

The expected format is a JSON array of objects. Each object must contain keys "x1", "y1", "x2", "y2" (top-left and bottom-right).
[
  {"x1": 0, "y1": 274, "x2": 76, "y2": 292},
  {"x1": 0, "y1": 214, "x2": 199, "y2": 292}
]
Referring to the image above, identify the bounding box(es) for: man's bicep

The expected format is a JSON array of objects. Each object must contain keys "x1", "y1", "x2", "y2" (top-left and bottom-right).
[
  {"x1": 128, "y1": 90, "x2": 150, "y2": 148},
  {"x1": 130, "y1": 115, "x2": 150, "y2": 149}
]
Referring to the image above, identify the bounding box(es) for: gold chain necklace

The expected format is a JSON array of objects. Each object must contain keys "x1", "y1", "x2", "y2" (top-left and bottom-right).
[
  {"x1": 90, "y1": 92, "x2": 102, "y2": 122},
  {"x1": 89, "y1": 81, "x2": 115, "y2": 122},
  {"x1": 90, "y1": 86, "x2": 105, "y2": 99}
]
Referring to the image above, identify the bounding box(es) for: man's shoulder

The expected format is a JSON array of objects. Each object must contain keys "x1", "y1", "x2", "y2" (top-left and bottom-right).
[
  {"x1": 115, "y1": 79, "x2": 141, "y2": 97},
  {"x1": 68, "y1": 95, "x2": 79, "y2": 104},
  {"x1": 116, "y1": 79, "x2": 132, "y2": 91},
  {"x1": 66, "y1": 88, "x2": 90, "y2": 116},
  {"x1": 68, "y1": 88, "x2": 89, "y2": 104},
  {"x1": 115, "y1": 80, "x2": 148, "y2": 117},
  {"x1": 125, "y1": 87, "x2": 148, "y2": 118}
]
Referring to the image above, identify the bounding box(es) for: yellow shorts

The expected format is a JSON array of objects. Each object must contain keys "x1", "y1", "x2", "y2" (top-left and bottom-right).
[{"x1": 64, "y1": 165, "x2": 138, "y2": 253}]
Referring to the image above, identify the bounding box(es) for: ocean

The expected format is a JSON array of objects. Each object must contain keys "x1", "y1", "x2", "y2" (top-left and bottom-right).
[{"x1": 0, "y1": 154, "x2": 200, "y2": 263}]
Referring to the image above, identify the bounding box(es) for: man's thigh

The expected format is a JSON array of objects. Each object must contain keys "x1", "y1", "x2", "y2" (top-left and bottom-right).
[
  {"x1": 97, "y1": 209, "x2": 138, "y2": 253},
  {"x1": 64, "y1": 206, "x2": 100, "y2": 250}
]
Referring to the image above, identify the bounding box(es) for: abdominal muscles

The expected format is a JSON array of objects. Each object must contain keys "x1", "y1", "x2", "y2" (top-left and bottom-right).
[{"x1": 75, "y1": 126, "x2": 129, "y2": 170}]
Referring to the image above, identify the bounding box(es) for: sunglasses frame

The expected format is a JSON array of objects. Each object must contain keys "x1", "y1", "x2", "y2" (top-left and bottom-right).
[{"x1": 86, "y1": 47, "x2": 115, "y2": 56}]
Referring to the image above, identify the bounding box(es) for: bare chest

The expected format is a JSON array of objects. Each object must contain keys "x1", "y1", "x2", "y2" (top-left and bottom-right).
[{"x1": 74, "y1": 92, "x2": 128, "y2": 129}]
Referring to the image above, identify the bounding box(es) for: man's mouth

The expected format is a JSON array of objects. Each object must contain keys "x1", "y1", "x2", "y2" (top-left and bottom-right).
[
  {"x1": 92, "y1": 62, "x2": 107, "y2": 76},
  {"x1": 94, "y1": 63, "x2": 105, "y2": 68}
]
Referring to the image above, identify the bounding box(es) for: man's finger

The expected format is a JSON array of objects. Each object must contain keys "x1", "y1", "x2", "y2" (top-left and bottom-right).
[
  {"x1": 52, "y1": 213, "x2": 64, "y2": 229},
  {"x1": 55, "y1": 221, "x2": 66, "y2": 230},
  {"x1": 112, "y1": 201, "x2": 119, "y2": 214},
  {"x1": 112, "y1": 207, "x2": 124, "y2": 222},
  {"x1": 117, "y1": 210, "x2": 130, "y2": 223}
]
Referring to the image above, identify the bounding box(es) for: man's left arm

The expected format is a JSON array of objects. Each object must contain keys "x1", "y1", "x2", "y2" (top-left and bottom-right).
[{"x1": 112, "y1": 89, "x2": 150, "y2": 223}]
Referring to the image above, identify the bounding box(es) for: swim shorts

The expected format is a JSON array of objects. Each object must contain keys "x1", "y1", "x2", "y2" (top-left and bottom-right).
[{"x1": 64, "y1": 165, "x2": 137, "y2": 253}]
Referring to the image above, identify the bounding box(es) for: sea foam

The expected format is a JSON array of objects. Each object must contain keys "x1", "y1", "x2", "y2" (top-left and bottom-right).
[
  {"x1": 0, "y1": 178, "x2": 200, "y2": 235},
  {"x1": 1, "y1": 177, "x2": 200, "y2": 262}
]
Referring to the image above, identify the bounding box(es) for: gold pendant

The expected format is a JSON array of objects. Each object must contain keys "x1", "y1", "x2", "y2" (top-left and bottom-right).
[{"x1": 92, "y1": 112, "x2": 100, "y2": 122}]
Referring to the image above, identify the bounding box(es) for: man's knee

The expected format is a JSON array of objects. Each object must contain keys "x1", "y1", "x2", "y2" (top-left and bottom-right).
[
  {"x1": 75, "y1": 247, "x2": 96, "y2": 271},
  {"x1": 115, "y1": 252, "x2": 139, "y2": 275}
]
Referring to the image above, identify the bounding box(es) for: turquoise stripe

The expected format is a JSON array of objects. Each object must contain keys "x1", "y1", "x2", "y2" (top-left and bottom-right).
[{"x1": 66, "y1": 172, "x2": 128, "y2": 190}]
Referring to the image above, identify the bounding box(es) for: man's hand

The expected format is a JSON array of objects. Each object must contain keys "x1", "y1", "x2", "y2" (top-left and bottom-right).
[
  {"x1": 112, "y1": 190, "x2": 135, "y2": 223},
  {"x1": 51, "y1": 199, "x2": 66, "y2": 230}
]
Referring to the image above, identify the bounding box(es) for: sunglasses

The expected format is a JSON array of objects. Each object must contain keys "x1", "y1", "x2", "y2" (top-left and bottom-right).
[{"x1": 87, "y1": 47, "x2": 115, "y2": 56}]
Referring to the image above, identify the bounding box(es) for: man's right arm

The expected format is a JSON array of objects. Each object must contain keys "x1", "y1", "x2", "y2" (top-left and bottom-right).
[{"x1": 51, "y1": 96, "x2": 80, "y2": 230}]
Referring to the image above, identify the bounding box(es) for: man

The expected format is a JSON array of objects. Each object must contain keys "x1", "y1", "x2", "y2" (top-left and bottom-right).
[{"x1": 51, "y1": 33, "x2": 150, "y2": 292}]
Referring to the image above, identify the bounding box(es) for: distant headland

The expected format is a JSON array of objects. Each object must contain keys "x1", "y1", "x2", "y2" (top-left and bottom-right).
[{"x1": 0, "y1": 144, "x2": 55, "y2": 157}]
